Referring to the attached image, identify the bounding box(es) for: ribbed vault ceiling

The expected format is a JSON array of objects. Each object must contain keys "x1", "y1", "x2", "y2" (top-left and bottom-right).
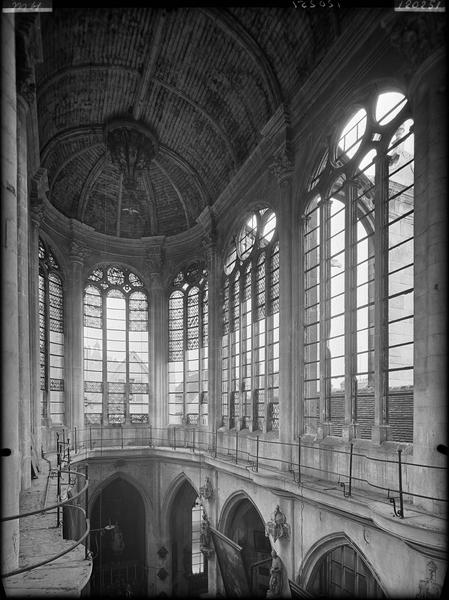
[{"x1": 36, "y1": 6, "x2": 347, "y2": 238}]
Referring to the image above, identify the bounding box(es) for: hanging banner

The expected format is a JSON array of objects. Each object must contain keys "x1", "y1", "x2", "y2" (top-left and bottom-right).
[{"x1": 210, "y1": 527, "x2": 251, "y2": 597}]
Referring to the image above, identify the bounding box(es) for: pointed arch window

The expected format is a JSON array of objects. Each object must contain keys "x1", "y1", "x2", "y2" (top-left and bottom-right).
[
  {"x1": 39, "y1": 238, "x2": 65, "y2": 425},
  {"x1": 168, "y1": 262, "x2": 208, "y2": 426},
  {"x1": 221, "y1": 209, "x2": 279, "y2": 432},
  {"x1": 307, "y1": 544, "x2": 385, "y2": 597},
  {"x1": 303, "y1": 91, "x2": 414, "y2": 442},
  {"x1": 192, "y1": 498, "x2": 206, "y2": 575},
  {"x1": 83, "y1": 265, "x2": 150, "y2": 425}
]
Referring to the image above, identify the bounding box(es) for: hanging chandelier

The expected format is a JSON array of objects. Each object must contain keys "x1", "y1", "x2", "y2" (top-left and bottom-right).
[{"x1": 104, "y1": 118, "x2": 158, "y2": 190}]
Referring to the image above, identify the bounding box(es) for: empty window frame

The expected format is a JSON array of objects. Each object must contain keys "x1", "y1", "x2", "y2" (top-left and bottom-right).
[
  {"x1": 39, "y1": 238, "x2": 65, "y2": 425},
  {"x1": 83, "y1": 265, "x2": 150, "y2": 425},
  {"x1": 168, "y1": 262, "x2": 208, "y2": 426},
  {"x1": 221, "y1": 209, "x2": 279, "y2": 432},
  {"x1": 303, "y1": 91, "x2": 414, "y2": 441}
]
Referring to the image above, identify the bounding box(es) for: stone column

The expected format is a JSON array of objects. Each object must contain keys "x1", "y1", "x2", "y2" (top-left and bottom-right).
[
  {"x1": 270, "y1": 147, "x2": 295, "y2": 460},
  {"x1": 17, "y1": 95, "x2": 32, "y2": 490},
  {"x1": 343, "y1": 179, "x2": 358, "y2": 442},
  {"x1": 409, "y1": 53, "x2": 446, "y2": 512},
  {"x1": 68, "y1": 239, "x2": 90, "y2": 434},
  {"x1": 372, "y1": 154, "x2": 390, "y2": 444},
  {"x1": 29, "y1": 170, "x2": 48, "y2": 455},
  {"x1": 202, "y1": 231, "x2": 221, "y2": 443},
  {"x1": 1, "y1": 11, "x2": 20, "y2": 573},
  {"x1": 147, "y1": 246, "x2": 167, "y2": 432},
  {"x1": 382, "y1": 12, "x2": 447, "y2": 512}
]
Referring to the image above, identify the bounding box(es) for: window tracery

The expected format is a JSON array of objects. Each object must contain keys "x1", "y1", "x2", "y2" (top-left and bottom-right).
[
  {"x1": 168, "y1": 262, "x2": 208, "y2": 426},
  {"x1": 83, "y1": 265, "x2": 149, "y2": 425},
  {"x1": 303, "y1": 91, "x2": 414, "y2": 441},
  {"x1": 221, "y1": 209, "x2": 279, "y2": 432},
  {"x1": 39, "y1": 238, "x2": 65, "y2": 425}
]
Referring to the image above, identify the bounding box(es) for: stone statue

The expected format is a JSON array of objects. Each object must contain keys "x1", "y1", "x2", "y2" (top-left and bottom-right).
[
  {"x1": 267, "y1": 550, "x2": 283, "y2": 598},
  {"x1": 416, "y1": 561, "x2": 441, "y2": 599}
]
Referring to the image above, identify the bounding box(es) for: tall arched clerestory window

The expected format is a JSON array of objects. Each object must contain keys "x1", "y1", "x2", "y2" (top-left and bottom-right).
[
  {"x1": 303, "y1": 91, "x2": 414, "y2": 442},
  {"x1": 221, "y1": 208, "x2": 279, "y2": 432},
  {"x1": 83, "y1": 265, "x2": 150, "y2": 425},
  {"x1": 39, "y1": 238, "x2": 65, "y2": 425},
  {"x1": 306, "y1": 543, "x2": 386, "y2": 598},
  {"x1": 168, "y1": 262, "x2": 208, "y2": 426}
]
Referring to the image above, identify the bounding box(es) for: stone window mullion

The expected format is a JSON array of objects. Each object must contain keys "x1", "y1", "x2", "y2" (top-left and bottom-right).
[
  {"x1": 373, "y1": 154, "x2": 390, "y2": 442},
  {"x1": 102, "y1": 293, "x2": 108, "y2": 425},
  {"x1": 125, "y1": 294, "x2": 130, "y2": 424},
  {"x1": 344, "y1": 180, "x2": 358, "y2": 440},
  {"x1": 319, "y1": 199, "x2": 331, "y2": 430}
]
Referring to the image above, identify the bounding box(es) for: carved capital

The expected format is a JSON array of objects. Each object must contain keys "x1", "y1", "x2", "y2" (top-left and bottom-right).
[
  {"x1": 149, "y1": 271, "x2": 163, "y2": 289},
  {"x1": 270, "y1": 146, "x2": 294, "y2": 184},
  {"x1": 18, "y1": 79, "x2": 36, "y2": 106},
  {"x1": 201, "y1": 230, "x2": 217, "y2": 263},
  {"x1": 30, "y1": 200, "x2": 46, "y2": 227},
  {"x1": 30, "y1": 168, "x2": 49, "y2": 226},
  {"x1": 382, "y1": 14, "x2": 446, "y2": 72},
  {"x1": 30, "y1": 167, "x2": 49, "y2": 202},
  {"x1": 70, "y1": 240, "x2": 90, "y2": 264},
  {"x1": 15, "y1": 14, "x2": 42, "y2": 106},
  {"x1": 199, "y1": 477, "x2": 213, "y2": 501},
  {"x1": 146, "y1": 244, "x2": 165, "y2": 276}
]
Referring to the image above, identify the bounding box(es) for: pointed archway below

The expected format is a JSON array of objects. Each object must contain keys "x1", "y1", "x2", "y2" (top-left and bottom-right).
[{"x1": 89, "y1": 477, "x2": 146, "y2": 596}]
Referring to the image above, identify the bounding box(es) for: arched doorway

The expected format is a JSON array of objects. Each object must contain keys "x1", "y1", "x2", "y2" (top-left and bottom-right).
[
  {"x1": 224, "y1": 498, "x2": 272, "y2": 597},
  {"x1": 169, "y1": 480, "x2": 208, "y2": 597},
  {"x1": 305, "y1": 543, "x2": 386, "y2": 598},
  {"x1": 90, "y1": 477, "x2": 146, "y2": 597}
]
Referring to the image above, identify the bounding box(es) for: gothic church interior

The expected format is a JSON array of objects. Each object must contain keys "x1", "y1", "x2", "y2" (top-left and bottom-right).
[{"x1": 1, "y1": 4, "x2": 447, "y2": 598}]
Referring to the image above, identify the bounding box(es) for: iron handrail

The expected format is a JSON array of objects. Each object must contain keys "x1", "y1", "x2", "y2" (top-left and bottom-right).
[
  {"x1": 0, "y1": 468, "x2": 88, "y2": 522},
  {"x1": 1, "y1": 511, "x2": 90, "y2": 578}
]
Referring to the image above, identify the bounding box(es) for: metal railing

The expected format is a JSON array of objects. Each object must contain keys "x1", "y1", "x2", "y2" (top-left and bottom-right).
[{"x1": 51, "y1": 424, "x2": 447, "y2": 520}]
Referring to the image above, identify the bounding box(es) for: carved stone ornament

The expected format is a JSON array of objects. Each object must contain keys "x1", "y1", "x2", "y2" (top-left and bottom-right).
[
  {"x1": 157, "y1": 546, "x2": 168, "y2": 560},
  {"x1": 201, "y1": 230, "x2": 217, "y2": 264},
  {"x1": 18, "y1": 80, "x2": 36, "y2": 106},
  {"x1": 30, "y1": 200, "x2": 46, "y2": 226},
  {"x1": 199, "y1": 477, "x2": 213, "y2": 501},
  {"x1": 199, "y1": 511, "x2": 214, "y2": 559},
  {"x1": 381, "y1": 14, "x2": 446, "y2": 71},
  {"x1": 265, "y1": 505, "x2": 289, "y2": 542},
  {"x1": 270, "y1": 147, "x2": 293, "y2": 184},
  {"x1": 30, "y1": 168, "x2": 49, "y2": 226},
  {"x1": 416, "y1": 561, "x2": 441, "y2": 599},
  {"x1": 15, "y1": 14, "x2": 41, "y2": 106},
  {"x1": 104, "y1": 119, "x2": 158, "y2": 188},
  {"x1": 70, "y1": 240, "x2": 90, "y2": 264},
  {"x1": 31, "y1": 167, "x2": 49, "y2": 202},
  {"x1": 146, "y1": 245, "x2": 165, "y2": 275}
]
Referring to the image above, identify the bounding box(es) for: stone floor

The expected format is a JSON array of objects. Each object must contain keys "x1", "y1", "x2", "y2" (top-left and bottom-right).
[{"x1": 3, "y1": 455, "x2": 92, "y2": 597}]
